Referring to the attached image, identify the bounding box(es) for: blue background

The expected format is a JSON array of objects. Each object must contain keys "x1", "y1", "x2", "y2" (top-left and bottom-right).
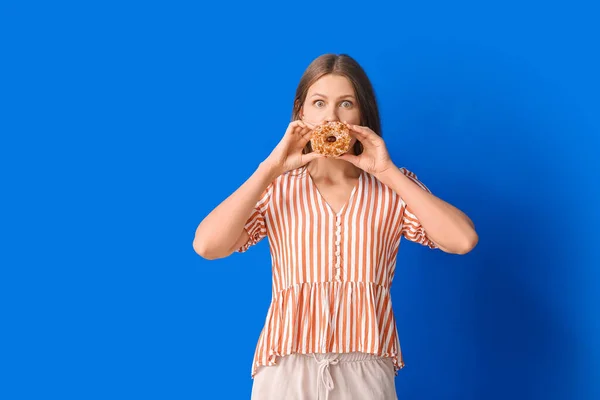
[{"x1": 2, "y1": 0, "x2": 598, "y2": 399}]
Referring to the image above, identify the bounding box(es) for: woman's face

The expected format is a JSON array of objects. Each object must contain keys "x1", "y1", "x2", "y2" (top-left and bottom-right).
[{"x1": 300, "y1": 74, "x2": 361, "y2": 149}]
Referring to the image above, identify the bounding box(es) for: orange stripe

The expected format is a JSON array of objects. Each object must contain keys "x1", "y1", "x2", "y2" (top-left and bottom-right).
[{"x1": 241, "y1": 167, "x2": 435, "y2": 378}]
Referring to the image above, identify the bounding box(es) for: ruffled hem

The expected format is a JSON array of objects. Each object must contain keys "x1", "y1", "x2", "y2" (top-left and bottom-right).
[{"x1": 249, "y1": 281, "x2": 406, "y2": 379}]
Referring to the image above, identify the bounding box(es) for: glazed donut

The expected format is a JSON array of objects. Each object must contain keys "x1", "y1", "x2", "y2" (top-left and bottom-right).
[{"x1": 309, "y1": 121, "x2": 352, "y2": 157}]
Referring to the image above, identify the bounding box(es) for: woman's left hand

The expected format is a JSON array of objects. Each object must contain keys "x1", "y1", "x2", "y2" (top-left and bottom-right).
[{"x1": 339, "y1": 123, "x2": 395, "y2": 176}]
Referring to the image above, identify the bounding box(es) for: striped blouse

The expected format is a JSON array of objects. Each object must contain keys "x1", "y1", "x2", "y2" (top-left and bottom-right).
[{"x1": 236, "y1": 165, "x2": 438, "y2": 378}]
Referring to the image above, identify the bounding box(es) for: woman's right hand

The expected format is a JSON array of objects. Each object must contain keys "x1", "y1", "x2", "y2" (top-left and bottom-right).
[{"x1": 263, "y1": 120, "x2": 323, "y2": 176}]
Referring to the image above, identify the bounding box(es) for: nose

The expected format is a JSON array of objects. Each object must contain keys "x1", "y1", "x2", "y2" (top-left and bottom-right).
[{"x1": 324, "y1": 110, "x2": 340, "y2": 123}]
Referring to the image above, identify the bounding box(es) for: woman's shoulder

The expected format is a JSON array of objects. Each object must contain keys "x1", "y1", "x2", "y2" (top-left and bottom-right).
[
  {"x1": 285, "y1": 165, "x2": 309, "y2": 176},
  {"x1": 261, "y1": 166, "x2": 308, "y2": 198},
  {"x1": 274, "y1": 166, "x2": 309, "y2": 183}
]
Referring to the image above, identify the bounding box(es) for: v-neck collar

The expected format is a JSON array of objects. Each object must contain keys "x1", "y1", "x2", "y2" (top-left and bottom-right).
[{"x1": 305, "y1": 167, "x2": 363, "y2": 217}]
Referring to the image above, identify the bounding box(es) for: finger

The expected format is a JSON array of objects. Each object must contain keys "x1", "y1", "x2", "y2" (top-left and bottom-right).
[
  {"x1": 346, "y1": 123, "x2": 371, "y2": 138},
  {"x1": 300, "y1": 125, "x2": 313, "y2": 138},
  {"x1": 298, "y1": 129, "x2": 313, "y2": 147},
  {"x1": 346, "y1": 124, "x2": 379, "y2": 144},
  {"x1": 297, "y1": 121, "x2": 314, "y2": 137},
  {"x1": 286, "y1": 120, "x2": 306, "y2": 137},
  {"x1": 293, "y1": 121, "x2": 306, "y2": 135},
  {"x1": 297, "y1": 121, "x2": 315, "y2": 138},
  {"x1": 302, "y1": 120, "x2": 317, "y2": 129}
]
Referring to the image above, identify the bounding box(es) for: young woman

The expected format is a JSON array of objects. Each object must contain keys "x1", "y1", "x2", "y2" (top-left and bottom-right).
[{"x1": 193, "y1": 54, "x2": 478, "y2": 400}]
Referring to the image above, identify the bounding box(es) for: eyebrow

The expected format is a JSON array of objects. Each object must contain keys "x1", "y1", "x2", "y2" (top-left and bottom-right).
[{"x1": 310, "y1": 93, "x2": 356, "y2": 100}]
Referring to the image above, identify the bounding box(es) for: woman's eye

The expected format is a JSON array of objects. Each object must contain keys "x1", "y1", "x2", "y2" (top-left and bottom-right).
[
  {"x1": 314, "y1": 100, "x2": 325, "y2": 108},
  {"x1": 341, "y1": 100, "x2": 353, "y2": 108}
]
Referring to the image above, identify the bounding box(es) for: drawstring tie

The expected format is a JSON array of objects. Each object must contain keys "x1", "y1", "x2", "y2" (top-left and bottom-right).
[{"x1": 313, "y1": 354, "x2": 339, "y2": 400}]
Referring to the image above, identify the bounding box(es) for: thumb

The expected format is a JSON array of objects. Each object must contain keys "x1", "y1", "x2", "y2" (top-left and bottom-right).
[
  {"x1": 338, "y1": 153, "x2": 359, "y2": 166},
  {"x1": 303, "y1": 151, "x2": 325, "y2": 164}
]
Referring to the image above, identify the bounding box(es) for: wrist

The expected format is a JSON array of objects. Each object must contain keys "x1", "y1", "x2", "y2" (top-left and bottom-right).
[
  {"x1": 374, "y1": 161, "x2": 397, "y2": 181},
  {"x1": 258, "y1": 160, "x2": 282, "y2": 181}
]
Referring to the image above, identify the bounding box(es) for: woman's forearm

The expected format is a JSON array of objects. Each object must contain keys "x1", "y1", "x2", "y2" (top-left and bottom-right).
[
  {"x1": 193, "y1": 162, "x2": 279, "y2": 259},
  {"x1": 376, "y1": 166, "x2": 478, "y2": 254}
]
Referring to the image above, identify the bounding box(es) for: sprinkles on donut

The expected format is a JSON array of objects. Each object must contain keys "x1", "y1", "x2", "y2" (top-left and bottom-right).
[{"x1": 309, "y1": 121, "x2": 352, "y2": 157}]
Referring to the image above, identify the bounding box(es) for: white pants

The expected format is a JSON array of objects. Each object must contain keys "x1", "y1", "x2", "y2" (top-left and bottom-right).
[{"x1": 251, "y1": 352, "x2": 398, "y2": 400}]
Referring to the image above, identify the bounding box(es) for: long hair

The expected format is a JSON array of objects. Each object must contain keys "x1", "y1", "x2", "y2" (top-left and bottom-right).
[{"x1": 291, "y1": 54, "x2": 382, "y2": 156}]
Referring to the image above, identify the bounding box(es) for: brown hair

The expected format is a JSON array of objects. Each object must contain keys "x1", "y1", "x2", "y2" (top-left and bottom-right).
[{"x1": 292, "y1": 53, "x2": 382, "y2": 156}]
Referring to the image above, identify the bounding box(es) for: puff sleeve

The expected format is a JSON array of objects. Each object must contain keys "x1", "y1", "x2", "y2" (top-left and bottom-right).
[
  {"x1": 235, "y1": 182, "x2": 273, "y2": 253},
  {"x1": 399, "y1": 167, "x2": 439, "y2": 249}
]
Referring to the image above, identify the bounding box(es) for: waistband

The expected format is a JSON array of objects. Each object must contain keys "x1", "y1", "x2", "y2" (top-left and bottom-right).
[{"x1": 300, "y1": 351, "x2": 387, "y2": 363}]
